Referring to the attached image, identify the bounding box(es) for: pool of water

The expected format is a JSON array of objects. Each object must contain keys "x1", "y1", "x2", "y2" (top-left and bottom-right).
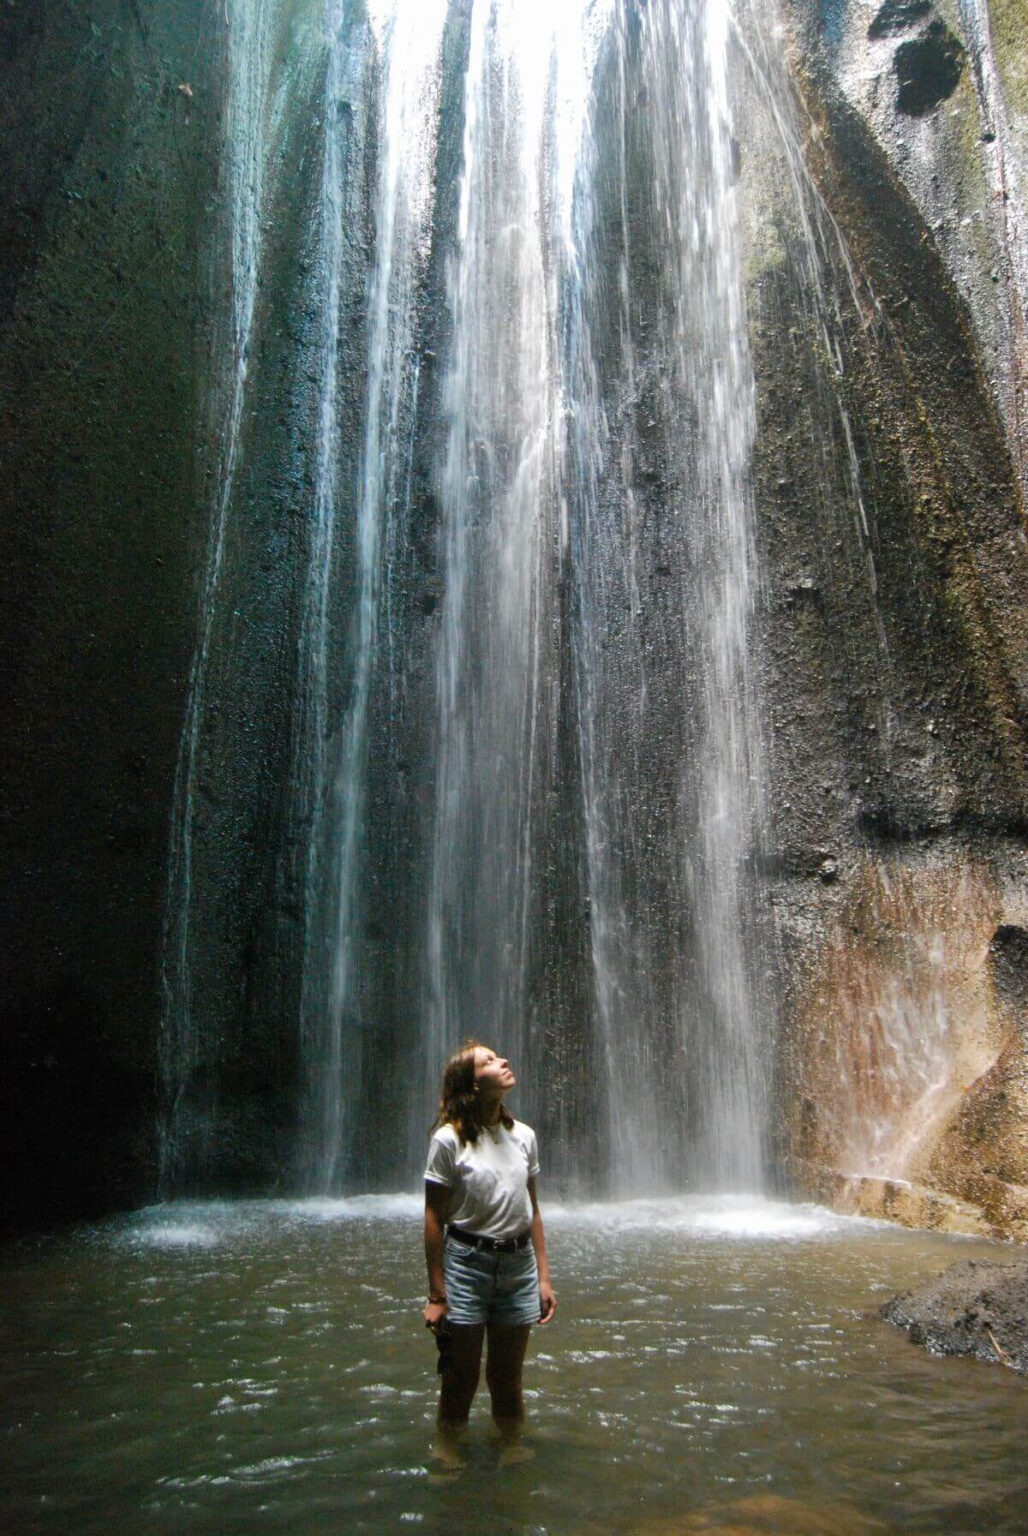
[{"x1": 2, "y1": 1196, "x2": 1025, "y2": 1534}]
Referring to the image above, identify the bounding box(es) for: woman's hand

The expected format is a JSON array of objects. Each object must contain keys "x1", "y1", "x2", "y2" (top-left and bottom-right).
[
  {"x1": 423, "y1": 1299, "x2": 448, "y2": 1333},
  {"x1": 527, "y1": 1177, "x2": 556, "y2": 1325},
  {"x1": 424, "y1": 1182, "x2": 452, "y2": 1335}
]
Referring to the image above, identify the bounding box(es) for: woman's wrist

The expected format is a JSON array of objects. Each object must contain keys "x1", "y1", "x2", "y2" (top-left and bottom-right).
[{"x1": 427, "y1": 1292, "x2": 448, "y2": 1305}]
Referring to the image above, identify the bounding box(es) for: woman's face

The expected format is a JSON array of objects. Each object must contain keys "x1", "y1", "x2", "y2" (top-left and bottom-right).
[{"x1": 474, "y1": 1046, "x2": 516, "y2": 1096}]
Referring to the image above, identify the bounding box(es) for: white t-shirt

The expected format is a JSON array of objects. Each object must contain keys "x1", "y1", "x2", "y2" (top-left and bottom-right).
[{"x1": 424, "y1": 1118, "x2": 540, "y2": 1240}]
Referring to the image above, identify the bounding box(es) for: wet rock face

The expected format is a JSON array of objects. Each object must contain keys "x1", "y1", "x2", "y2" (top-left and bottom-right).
[
  {"x1": 881, "y1": 1258, "x2": 1028, "y2": 1371},
  {"x1": 0, "y1": 0, "x2": 227, "y2": 1229},
  {"x1": 989, "y1": 924, "x2": 1028, "y2": 1018},
  {"x1": 0, "y1": 0, "x2": 333, "y2": 1224},
  {"x1": 893, "y1": 18, "x2": 965, "y2": 116},
  {"x1": 769, "y1": 0, "x2": 1028, "y2": 1239}
]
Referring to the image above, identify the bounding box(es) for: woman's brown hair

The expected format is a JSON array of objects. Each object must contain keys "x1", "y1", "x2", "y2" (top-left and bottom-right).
[{"x1": 434, "y1": 1039, "x2": 514, "y2": 1145}]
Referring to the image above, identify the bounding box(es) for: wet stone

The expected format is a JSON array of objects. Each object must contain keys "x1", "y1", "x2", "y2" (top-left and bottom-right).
[
  {"x1": 893, "y1": 19, "x2": 966, "y2": 117},
  {"x1": 989, "y1": 924, "x2": 1028, "y2": 1015},
  {"x1": 881, "y1": 1258, "x2": 1028, "y2": 1372},
  {"x1": 867, "y1": 0, "x2": 931, "y2": 41}
]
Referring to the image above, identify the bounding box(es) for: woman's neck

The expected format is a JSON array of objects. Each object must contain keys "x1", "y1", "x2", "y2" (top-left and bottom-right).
[{"x1": 480, "y1": 1099, "x2": 503, "y2": 1127}]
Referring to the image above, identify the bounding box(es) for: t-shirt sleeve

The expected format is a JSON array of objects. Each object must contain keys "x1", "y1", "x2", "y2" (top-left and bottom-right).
[
  {"x1": 424, "y1": 1128, "x2": 457, "y2": 1187},
  {"x1": 526, "y1": 1126, "x2": 540, "y2": 1178}
]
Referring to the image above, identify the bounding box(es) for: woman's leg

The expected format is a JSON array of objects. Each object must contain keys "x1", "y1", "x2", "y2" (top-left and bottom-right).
[
  {"x1": 484, "y1": 1322, "x2": 532, "y2": 1438},
  {"x1": 437, "y1": 1322, "x2": 485, "y2": 1437}
]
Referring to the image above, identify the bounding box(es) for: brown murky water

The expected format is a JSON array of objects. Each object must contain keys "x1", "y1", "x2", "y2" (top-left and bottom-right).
[{"x1": 2, "y1": 1197, "x2": 1025, "y2": 1534}]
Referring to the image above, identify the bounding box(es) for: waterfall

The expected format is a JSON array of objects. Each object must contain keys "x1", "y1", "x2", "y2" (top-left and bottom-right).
[
  {"x1": 426, "y1": 0, "x2": 569, "y2": 1127},
  {"x1": 165, "y1": 0, "x2": 786, "y2": 1197},
  {"x1": 563, "y1": 0, "x2": 768, "y2": 1189},
  {"x1": 661, "y1": 0, "x2": 767, "y2": 1188},
  {"x1": 424, "y1": 0, "x2": 769, "y2": 1190},
  {"x1": 297, "y1": 0, "x2": 449, "y2": 1190}
]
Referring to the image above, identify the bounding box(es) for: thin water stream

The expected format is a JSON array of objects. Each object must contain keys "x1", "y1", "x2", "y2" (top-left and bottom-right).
[
  {"x1": 3, "y1": 1199, "x2": 1025, "y2": 1534},
  {"x1": 159, "y1": 0, "x2": 279, "y2": 1189}
]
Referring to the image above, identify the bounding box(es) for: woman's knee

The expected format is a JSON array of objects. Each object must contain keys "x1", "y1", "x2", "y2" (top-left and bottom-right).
[
  {"x1": 484, "y1": 1323, "x2": 530, "y2": 1413},
  {"x1": 486, "y1": 1377, "x2": 524, "y2": 1424},
  {"x1": 437, "y1": 1325, "x2": 483, "y2": 1419},
  {"x1": 485, "y1": 1355, "x2": 523, "y2": 1393},
  {"x1": 486, "y1": 1374, "x2": 523, "y2": 1410},
  {"x1": 439, "y1": 1361, "x2": 479, "y2": 1419}
]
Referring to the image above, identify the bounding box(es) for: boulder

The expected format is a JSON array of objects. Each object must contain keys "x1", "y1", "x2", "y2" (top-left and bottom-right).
[{"x1": 880, "y1": 1257, "x2": 1028, "y2": 1371}]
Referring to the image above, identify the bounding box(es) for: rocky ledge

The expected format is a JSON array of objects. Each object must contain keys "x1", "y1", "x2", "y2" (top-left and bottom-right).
[{"x1": 881, "y1": 1259, "x2": 1028, "y2": 1373}]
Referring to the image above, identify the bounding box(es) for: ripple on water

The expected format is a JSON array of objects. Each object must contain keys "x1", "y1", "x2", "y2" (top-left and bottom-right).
[{"x1": 4, "y1": 1195, "x2": 1026, "y2": 1536}]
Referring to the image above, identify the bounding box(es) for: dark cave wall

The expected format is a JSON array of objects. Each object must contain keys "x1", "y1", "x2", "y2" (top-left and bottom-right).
[
  {"x1": 0, "y1": 0, "x2": 344, "y2": 1227},
  {"x1": 0, "y1": 0, "x2": 227, "y2": 1228}
]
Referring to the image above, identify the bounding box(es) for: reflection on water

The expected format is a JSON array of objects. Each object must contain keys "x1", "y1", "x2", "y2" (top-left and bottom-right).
[{"x1": 2, "y1": 1198, "x2": 1025, "y2": 1535}]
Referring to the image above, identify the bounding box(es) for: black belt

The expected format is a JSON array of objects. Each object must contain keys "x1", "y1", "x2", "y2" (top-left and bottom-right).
[{"x1": 448, "y1": 1224, "x2": 531, "y2": 1253}]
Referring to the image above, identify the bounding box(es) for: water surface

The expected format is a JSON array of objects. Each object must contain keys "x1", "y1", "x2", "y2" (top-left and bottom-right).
[{"x1": 3, "y1": 1197, "x2": 1025, "y2": 1534}]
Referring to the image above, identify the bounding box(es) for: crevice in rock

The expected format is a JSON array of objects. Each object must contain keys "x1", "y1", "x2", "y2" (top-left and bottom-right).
[
  {"x1": 989, "y1": 924, "x2": 1028, "y2": 1016},
  {"x1": 854, "y1": 807, "x2": 1028, "y2": 845}
]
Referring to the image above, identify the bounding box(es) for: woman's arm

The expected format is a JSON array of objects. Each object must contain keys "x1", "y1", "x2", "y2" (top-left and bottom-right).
[
  {"x1": 527, "y1": 1176, "x2": 556, "y2": 1324},
  {"x1": 423, "y1": 1180, "x2": 452, "y2": 1333}
]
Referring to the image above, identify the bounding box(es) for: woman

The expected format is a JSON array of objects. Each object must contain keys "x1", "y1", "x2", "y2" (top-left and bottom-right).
[{"x1": 423, "y1": 1041, "x2": 556, "y2": 1462}]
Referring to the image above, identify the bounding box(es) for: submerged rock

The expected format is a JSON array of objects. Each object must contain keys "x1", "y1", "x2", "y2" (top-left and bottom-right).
[
  {"x1": 880, "y1": 1258, "x2": 1028, "y2": 1373},
  {"x1": 629, "y1": 1492, "x2": 884, "y2": 1534}
]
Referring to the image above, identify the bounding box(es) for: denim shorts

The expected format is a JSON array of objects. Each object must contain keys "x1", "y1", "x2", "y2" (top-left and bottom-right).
[{"x1": 443, "y1": 1232, "x2": 540, "y2": 1327}]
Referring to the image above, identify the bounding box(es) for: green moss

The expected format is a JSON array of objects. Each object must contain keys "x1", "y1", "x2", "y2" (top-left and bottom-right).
[
  {"x1": 742, "y1": 212, "x2": 788, "y2": 289},
  {"x1": 987, "y1": 0, "x2": 1028, "y2": 119}
]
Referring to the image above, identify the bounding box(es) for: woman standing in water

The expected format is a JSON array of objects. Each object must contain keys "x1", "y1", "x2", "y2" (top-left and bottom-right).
[{"x1": 423, "y1": 1041, "x2": 556, "y2": 1464}]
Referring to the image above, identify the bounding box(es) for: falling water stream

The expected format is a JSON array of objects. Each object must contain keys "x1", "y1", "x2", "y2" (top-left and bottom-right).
[
  {"x1": 426, "y1": 0, "x2": 565, "y2": 1121},
  {"x1": 297, "y1": 0, "x2": 450, "y2": 1190},
  {"x1": 565, "y1": 0, "x2": 768, "y2": 1190}
]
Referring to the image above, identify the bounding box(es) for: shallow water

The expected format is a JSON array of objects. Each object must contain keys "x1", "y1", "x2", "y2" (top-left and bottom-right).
[{"x1": 2, "y1": 1197, "x2": 1025, "y2": 1534}]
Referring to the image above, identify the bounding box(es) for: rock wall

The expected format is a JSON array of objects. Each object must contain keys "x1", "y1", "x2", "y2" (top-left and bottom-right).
[
  {"x1": 0, "y1": 0, "x2": 335, "y2": 1224},
  {"x1": 0, "y1": 0, "x2": 225, "y2": 1228},
  {"x1": 764, "y1": 0, "x2": 1028, "y2": 1238}
]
